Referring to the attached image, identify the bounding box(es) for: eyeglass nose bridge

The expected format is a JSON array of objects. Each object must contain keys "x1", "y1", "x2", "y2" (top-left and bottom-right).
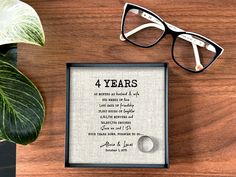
[
  {"x1": 162, "y1": 22, "x2": 183, "y2": 38},
  {"x1": 160, "y1": 23, "x2": 181, "y2": 49}
]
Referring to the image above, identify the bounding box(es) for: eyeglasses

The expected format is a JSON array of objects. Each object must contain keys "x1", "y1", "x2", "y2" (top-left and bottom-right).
[{"x1": 120, "y1": 3, "x2": 224, "y2": 73}]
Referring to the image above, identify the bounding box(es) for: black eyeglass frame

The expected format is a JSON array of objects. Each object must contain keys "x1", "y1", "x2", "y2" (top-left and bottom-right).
[{"x1": 120, "y1": 3, "x2": 224, "y2": 73}]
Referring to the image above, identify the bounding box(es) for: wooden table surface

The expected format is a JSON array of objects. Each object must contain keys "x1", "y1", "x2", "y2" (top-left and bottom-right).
[{"x1": 16, "y1": 0, "x2": 236, "y2": 176}]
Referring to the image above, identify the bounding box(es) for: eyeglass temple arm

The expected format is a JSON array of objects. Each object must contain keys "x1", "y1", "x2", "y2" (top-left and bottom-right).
[
  {"x1": 120, "y1": 23, "x2": 204, "y2": 71},
  {"x1": 120, "y1": 23, "x2": 165, "y2": 41},
  {"x1": 120, "y1": 23, "x2": 215, "y2": 54},
  {"x1": 121, "y1": 10, "x2": 215, "y2": 52},
  {"x1": 120, "y1": 25, "x2": 202, "y2": 71},
  {"x1": 192, "y1": 43, "x2": 204, "y2": 71}
]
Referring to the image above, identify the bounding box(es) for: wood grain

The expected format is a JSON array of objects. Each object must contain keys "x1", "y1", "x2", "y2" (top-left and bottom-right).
[{"x1": 16, "y1": 0, "x2": 236, "y2": 176}]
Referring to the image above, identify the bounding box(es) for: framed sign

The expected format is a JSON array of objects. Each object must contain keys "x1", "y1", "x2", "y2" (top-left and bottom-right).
[{"x1": 65, "y1": 63, "x2": 168, "y2": 168}]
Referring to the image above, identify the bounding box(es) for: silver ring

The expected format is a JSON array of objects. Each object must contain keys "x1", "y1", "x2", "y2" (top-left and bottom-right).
[{"x1": 137, "y1": 136, "x2": 154, "y2": 153}]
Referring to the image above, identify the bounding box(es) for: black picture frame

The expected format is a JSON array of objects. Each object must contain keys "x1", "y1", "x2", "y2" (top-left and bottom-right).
[{"x1": 65, "y1": 63, "x2": 169, "y2": 168}]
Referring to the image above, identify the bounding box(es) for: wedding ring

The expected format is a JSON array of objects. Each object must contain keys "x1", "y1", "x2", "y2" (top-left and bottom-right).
[{"x1": 137, "y1": 136, "x2": 154, "y2": 153}]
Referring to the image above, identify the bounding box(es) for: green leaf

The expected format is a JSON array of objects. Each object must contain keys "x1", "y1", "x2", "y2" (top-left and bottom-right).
[
  {"x1": 0, "y1": 0, "x2": 45, "y2": 46},
  {"x1": 0, "y1": 45, "x2": 17, "y2": 66},
  {"x1": 0, "y1": 129, "x2": 3, "y2": 139},
  {"x1": 0, "y1": 61, "x2": 45, "y2": 145}
]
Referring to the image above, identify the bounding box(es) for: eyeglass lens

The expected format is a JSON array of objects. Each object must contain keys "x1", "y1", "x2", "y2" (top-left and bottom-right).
[
  {"x1": 124, "y1": 8, "x2": 165, "y2": 47},
  {"x1": 174, "y1": 34, "x2": 216, "y2": 71}
]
